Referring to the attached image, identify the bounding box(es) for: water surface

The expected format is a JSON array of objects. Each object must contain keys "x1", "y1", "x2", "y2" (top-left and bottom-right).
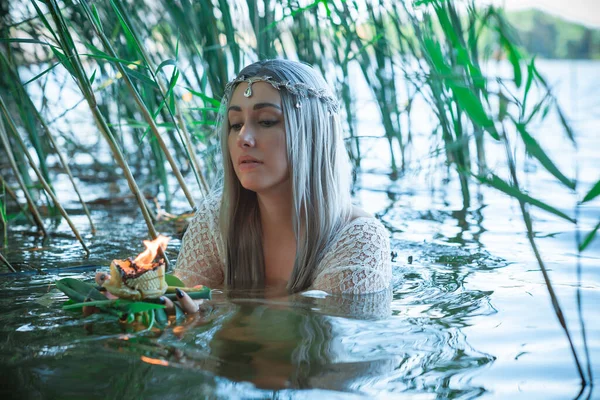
[{"x1": 1, "y1": 60, "x2": 598, "y2": 399}]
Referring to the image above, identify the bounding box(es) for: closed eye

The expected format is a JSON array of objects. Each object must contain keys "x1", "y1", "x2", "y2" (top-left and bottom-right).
[
  {"x1": 260, "y1": 120, "x2": 279, "y2": 127},
  {"x1": 229, "y1": 123, "x2": 242, "y2": 132}
]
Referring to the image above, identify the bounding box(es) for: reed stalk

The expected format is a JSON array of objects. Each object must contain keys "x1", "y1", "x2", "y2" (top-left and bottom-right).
[
  {"x1": 0, "y1": 174, "x2": 36, "y2": 226},
  {"x1": 41, "y1": 0, "x2": 164, "y2": 254},
  {"x1": 0, "y1": 182, "x2": 7, "y2": 249},
  {"x1": 574, "y1": 207, "x2": 595, "y2": 386},
  {"x1": 0, "y1": 113, "x2": 46, "y2": 235},
  {"x1": 106, "y1": 0, "x2": 208, "y2": 196},
  {"x1": 0, "y1": 94, "x2": 89, "y2": 254},
  {"x1": 0, "y1": 52, "x2": 96, "y2": 233},
  {"x1": 0, "y1": 251, "x2": 15, "y2": 273},
  {"x1": 77, "y1": 1, "x2": 196, "y2": 210},
  {"x1": 499, "y1": 124, "x2": 587, "y2": 386}
]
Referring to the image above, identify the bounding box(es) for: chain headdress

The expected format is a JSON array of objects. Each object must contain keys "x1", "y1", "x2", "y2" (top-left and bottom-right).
[{"x1": 223, "y1": 75, "x2": 340, "y2": 114}]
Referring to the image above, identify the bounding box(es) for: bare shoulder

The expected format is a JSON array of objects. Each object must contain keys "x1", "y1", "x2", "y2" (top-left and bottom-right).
[{"x1": 350, "y1": 206, "x2": 374, "y2": 221}]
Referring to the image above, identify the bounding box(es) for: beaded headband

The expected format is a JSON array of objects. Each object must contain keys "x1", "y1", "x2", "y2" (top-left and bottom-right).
[{"x1": 223, "y1": 75, "x2": 340, "y2": 114}]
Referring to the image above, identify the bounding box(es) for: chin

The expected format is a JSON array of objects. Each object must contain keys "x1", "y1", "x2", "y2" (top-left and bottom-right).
[{"x1": 238, "y1": 177, "x2": 265, "y2": 193}]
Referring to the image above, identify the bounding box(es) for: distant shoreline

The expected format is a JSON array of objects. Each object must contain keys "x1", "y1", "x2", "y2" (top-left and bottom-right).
[{"x1": 503, "y1": 9, "x2": 600, "y2": 60}]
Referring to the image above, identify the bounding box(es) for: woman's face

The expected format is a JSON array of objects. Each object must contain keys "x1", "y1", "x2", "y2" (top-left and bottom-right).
[{"x1": 227, "y1": 81, "x2": 289, "y2": 196}]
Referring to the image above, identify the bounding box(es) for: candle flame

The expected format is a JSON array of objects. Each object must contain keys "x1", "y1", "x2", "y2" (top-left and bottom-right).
[{"x1": 133, "y1": 235, "x2": 170, "y2": 267}]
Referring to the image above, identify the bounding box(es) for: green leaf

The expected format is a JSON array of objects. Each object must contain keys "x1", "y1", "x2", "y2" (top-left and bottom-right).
[
  {"x1": 514, "y1": 121, "x2": 576, "y2": 190},
  {"x1": 555, "y1": 103, "x2": 576, "y2": 144},
  {"x1": 50, "y1": 47, "x2": 76, "y2": 77},
  {"x1": 155, "y1": 59, "x2": 177, "y2": 76},
  {"x1": 476, "y1": 173, "x2": 576, "y2": 223},
  {"x1": 30, "y1": 0, "x2": 61, "y2": 45},
  {"x1": 91, "y1": 4, "x2": 103, "y2": 32},
  {"x1": 0, "y1": 38, "x2": 56, "y2": 47},
  {"x1": 423, "y1": 38, "x2": 451, "y2": 76},
  {"x1": 500, "y1": 34, "x2": 522, "y2": 87},
  {"x1": 582, "y1": 179, "x2": 600, "y2": 203},
  {"x1": 165, "y1": 274, "x2": 185, "y2": 287},
  {"x1": 21, "y1": 62, "x2": 62, "y2": 87},
  {"x1": 185, "y1": 87, "x2": 221, "y2": 108},
  {"x1": 120, "y1": 302, "x2": 165, "y2": 314},
  {"x1": 522, "y1": 57, "x2": 536, "y2": 116},
  {"x1": 190, "y1": 120, "x2": 218, "y2": 126},
  {"x1": 56, "y1": 278, "x2": 107, "y2": 303},
  {"x1": 579, "y1": 220, "x2": 600, "y2": 252},
  {"x1": 82, "y1": 50, "x2": 143, "y2": 67},
  {"x1": 89, "y1": 69, "x2": 97, "y2": 85},
  {"x1": 63, "y1": 299, "x2": 117, "y2": 310},
  {"x1": 110, "y1": 0, "x2": 139, "y2": 58},
  {"x1": 145, "y1": 309, "x2": 156, "y2": 330},
  {"x1": 450, "y1": 84, "x2": 499, "y2": 139},
  {"x1": 123, "y1": 68, "x2": 159, "y2": 89}
]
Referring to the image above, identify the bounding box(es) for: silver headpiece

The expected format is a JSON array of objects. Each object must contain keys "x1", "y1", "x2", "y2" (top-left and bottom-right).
[{"x1": 223, "y1": 75, "x2": 340, "y2": 114}]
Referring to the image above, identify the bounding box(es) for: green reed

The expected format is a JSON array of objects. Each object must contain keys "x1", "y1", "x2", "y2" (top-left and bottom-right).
[{"x1": 1, "y1": 0, "x2": 597, "y2": 384}]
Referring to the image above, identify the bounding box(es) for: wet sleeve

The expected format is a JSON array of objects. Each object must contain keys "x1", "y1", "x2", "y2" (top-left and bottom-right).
[
  {"x1": 172, "y1": 198, "x2": 225, "y2": 288},
  {"x1": 310, "y1": 219, "x2": 392, "y2": 295}
]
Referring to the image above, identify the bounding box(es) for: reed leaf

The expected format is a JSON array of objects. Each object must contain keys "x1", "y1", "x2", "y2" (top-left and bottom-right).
[
  {"x1": 0, "y1": 251, "x2": 16, "y2": 273},
  {"x1": 476, "y1": 173, "x2": 576, "y2": 223},
  {"x1": 21, "y1": 61, "x2": 62, "y2": 87},
  {"x1": 450, "y1": 83, "x2": 499, "y2": 140},
  {"x1": 186, "y1": 88, "x2": 221, "y2": 108},
  {"x1": 581, "y1": 179, "x2": 600, "y2": 204},
  {"x1": 579, "y1": 220, "x2": 600, "y2": 252},
  {"x1": 513, "y1": 120, "x2": 576, "y2": 190}
]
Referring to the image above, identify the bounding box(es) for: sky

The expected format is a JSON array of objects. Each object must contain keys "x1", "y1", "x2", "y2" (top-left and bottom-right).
[{"x1": 489, "y1": 0, "x2": 600, "y2": 27}]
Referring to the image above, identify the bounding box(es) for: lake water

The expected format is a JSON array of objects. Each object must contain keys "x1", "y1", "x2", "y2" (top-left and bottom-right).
[{"x1": 0, "y1": 60, "x2": 598, "y2": 399}]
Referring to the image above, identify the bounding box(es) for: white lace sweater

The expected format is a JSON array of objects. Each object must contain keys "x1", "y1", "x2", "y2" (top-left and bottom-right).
[{"x1": 173, "y1": 198, "x2": 392, "y2": 294}]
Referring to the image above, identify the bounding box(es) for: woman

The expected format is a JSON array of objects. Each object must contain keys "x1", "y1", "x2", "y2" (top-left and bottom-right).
[{"x1": 172, "y1": 59, "x2": 391, "y2": 311}]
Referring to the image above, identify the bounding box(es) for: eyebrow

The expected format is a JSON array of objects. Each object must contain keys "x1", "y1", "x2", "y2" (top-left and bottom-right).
[{"x1": 228, "y1": 102, "x2": 282, "y2": 112}]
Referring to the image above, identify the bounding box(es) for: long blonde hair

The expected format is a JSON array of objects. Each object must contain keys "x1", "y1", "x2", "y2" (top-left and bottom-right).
[{"x1": 219, "y1": 59, "x2": 353, "y2": 293}]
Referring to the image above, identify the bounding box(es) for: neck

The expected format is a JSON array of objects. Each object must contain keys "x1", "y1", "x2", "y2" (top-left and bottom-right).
[{"x1": 257, "y1": 186, "x2": 294, "y2": 236}]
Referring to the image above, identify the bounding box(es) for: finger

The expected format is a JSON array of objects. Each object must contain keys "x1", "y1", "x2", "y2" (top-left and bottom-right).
[
  {"x1": 104, "y1": 291, "x2": 118, "y2": 300},
  {"x1": 176, "y1": 288, "x2": 199, "y2": 314},
  {"x1": 95, "y1": 272, "x2": 110, "y2": 286},
  {"x1": 161, "y1": 296, "x2": 175, "y2": 315}
]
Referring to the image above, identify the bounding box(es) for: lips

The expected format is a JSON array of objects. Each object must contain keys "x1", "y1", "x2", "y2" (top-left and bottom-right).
[{"x1": 238, "y1": 155, "x2": 263, "y2": 166}]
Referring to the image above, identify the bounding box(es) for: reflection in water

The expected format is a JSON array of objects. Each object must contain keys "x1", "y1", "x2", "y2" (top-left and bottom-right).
[
  {"x1": 0, "y1": 261, "x2": 492, "y2": 398},
  {"x1": 0, "y1": 203, "x2": 499, "y2": 398},
  {"x1": 1, "y1": 257, "x2": 495, "y2": 398}
]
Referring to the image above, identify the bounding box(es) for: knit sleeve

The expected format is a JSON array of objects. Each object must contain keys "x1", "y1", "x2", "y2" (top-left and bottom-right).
[
  {"x1": 310, "y1": 218, "x2": 392, "y2": 295},
  {"x1": 172, "y1": 197, "x2": 225, "y2": 288}
]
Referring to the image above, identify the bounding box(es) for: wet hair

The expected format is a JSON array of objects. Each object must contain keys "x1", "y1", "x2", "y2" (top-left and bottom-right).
[{"x1": 218, "y1": 59, "x2": 353, "y2": 293}]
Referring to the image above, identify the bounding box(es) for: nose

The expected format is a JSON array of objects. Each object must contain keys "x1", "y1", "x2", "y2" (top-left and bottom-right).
[{"x1": 237, "y1": 124, "x2": 255, "y2": 148}]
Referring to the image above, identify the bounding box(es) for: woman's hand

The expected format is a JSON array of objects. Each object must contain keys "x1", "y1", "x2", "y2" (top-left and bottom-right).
[{"x1": 162, "y1": 288, "x2": 201, "y2": 314}]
